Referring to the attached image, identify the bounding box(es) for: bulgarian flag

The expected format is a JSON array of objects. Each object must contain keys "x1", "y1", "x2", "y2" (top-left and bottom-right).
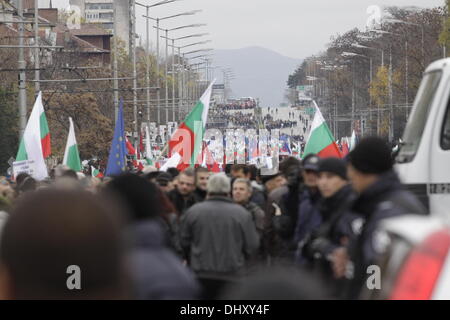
[
  {"x1": 168, "y1": 80, "x2": 216, "y2": 171},
  {"x1": 91, "y1": 166, "x2": 104, "y2": 178},
  {"x1": 63, "y1": 117, "x2": 82, "y2": 172},
  {"x1": 16, "y1": 91, "x2": 50, "y2": 180},
  {"x1": 303, "y1": 101, "x2": 342, "y2": 158}
]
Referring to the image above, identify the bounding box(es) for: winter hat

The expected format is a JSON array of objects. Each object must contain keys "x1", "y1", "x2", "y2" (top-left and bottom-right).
[
  {"x1": 302, "y1": 154, "x2": 320, "y2": 171},
  {"x1": 348, "y1": 137, "x2": 393, "y2": 174},
  {"x1": 261, "y1": 172, "x2": 283, "y2": 185},
  {"x1": 318, "y1": 158, "x2": 347, "y2": 180}
]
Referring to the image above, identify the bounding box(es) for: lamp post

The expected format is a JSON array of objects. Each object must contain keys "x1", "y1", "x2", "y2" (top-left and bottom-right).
[
  {"x1": 184, "y1": 49, "x2": 214, "y2": 101},
  {"x1": 342, "y1": 52, "x2": 373, "y2": 136},
  {"x1": 383, "y1": 17, "x2": 424, "y2": 66},
  {"x1": 143, "y1": 10, "x2": 202, "y2": 127},
  {"x1": 158, "y1": 25, "x2": 208, "y2": 123},
  {"x1": 167, "y1": 35, "x2": 210, "y2": 119},
  {"x1": 370, "y1": 28, "x2": 405, "y2": 142},
  {"x1": 136, "y1": 0, "x2": 179, "y2": 124},
  {"x1": 167, "y1": 39, "x2": 212, "y2": 121}
]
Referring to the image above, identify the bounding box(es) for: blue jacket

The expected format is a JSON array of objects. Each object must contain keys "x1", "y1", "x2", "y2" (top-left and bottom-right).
[{"x1": 128, "y1": 219, "x2": 200, "y2": 300}]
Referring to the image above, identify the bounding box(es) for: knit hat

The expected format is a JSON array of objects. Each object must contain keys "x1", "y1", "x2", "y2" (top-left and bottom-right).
[
  {"x1": 156, "y1": 172, "x2": 172, "y2": 186},
  {"x1": 302, "y1": 154, "x2": 320, "y2": 171},
  {"x1": 348, "y1": 137, "x2": 393, "y2": 174},
  {"x1": 318, "y1": 158, "x2": 347, "y2": 180},
  {"x1": 261, "y1": 172, "x2": 283, "y2": 185}
]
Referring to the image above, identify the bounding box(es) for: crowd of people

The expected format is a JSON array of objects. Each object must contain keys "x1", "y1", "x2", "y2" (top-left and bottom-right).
[
  {"x1": 263, "y1": 114, "x2": 298, "y2": 130},
  {"x1": 208, "y1": 109, "x2": 258, "y2": 129},
  {"x1": 0, "y1": 136, "x2": 427, "y2": 300},
  {"x1": 217, "y1": 100, "x2": 257, "y2": 110}
]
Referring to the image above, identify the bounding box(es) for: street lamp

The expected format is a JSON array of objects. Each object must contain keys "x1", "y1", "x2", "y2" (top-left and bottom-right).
[
  {"x1": 135, "y1": 0, "x2": 179, "y2": 124},
  {"x1": 369, "y1": 28, "x2": 410, "y2": 141},
  {"x1": 184, "y1": 48, "x2": 214, "y2": 55},
  {"x1": 352, "y1": 43, "x2": 384, "y2": 66},
  {"x1": 342, "y1": 52, "x2": 373, "y2": 137},
  {"x1": 158, "y1": 25, "x2": 207, "y2": 123},
  {"x1": 165, "y1": 35, "x2": 211, "y2": 120},
  {"x1": 143, "y1": 10, "x2": 203, "y2": 127},
  {"x1": 383, "y1": 17, "x2": 425, "y2": 63}
]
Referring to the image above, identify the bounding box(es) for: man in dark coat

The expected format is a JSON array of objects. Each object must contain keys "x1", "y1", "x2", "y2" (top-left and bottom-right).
[
  {"x1": 167, "y1": 168, "x2": 197, "y2": 215},
  {"x1": 263, "y1": 157, "x2": 302, "y2": 265},
  {"x1": 193, "y1": 167, "x2": 210, "y2": 202},
  {"x1": 335, "y1": 137, "x2": 427, "y2": 300},
  {"x1": 180, "y1": 173, "x2": 260, "y2": 299}
]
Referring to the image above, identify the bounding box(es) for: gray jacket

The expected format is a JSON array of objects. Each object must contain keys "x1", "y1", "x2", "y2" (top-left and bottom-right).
[{"x1": 180, "y1": 196, "x2": 260, "y2": 277}]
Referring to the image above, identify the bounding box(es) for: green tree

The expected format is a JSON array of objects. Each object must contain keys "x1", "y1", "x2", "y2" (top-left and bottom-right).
[
  {"x1": 0, "y1": 87, "x2": 19, "y2": 175},
  {"x1": 439, "y1": 0, "x2": 450, "y2": 55}
]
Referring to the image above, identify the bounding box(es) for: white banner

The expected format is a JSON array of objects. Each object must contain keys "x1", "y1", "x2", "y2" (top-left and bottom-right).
[{"x1": 13, "y1": 160, "x2": 37, "y2": 180}]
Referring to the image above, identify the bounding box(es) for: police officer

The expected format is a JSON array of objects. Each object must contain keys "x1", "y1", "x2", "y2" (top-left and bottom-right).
[{"x1": 335, "y1": 137, "x2": 427, "y2": 299}]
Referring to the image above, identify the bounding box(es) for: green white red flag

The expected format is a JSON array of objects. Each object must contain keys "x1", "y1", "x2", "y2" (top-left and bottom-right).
[
  {"x1": 91, "y1": 166, "x2": 104, "y2": 178},
  {"x1": 303, "y1": 101, "x2": 342, "y2": 158},
  {"x1": 168, "y1": 80, "x2": 216, "y2": 170},
  {"x1": 63, "y1": 117, "x2": 82, "y2": 172},
  {"x1": 16, "y1": 91, "x2": 51, "y2": 180}
]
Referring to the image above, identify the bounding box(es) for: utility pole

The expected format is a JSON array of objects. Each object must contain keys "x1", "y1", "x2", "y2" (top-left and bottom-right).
[
  {"x1": 389, "y1": 45, "x2": 394, "y2": 142},
  {"x1": 156, "y1": 18, "x2": 161, "y2": 129},
  {"x1": 178, "y1": 47, "x2": 183, "y2": 121},
  {"x1": 34, "y1": 0, "x2": 40, "y2": 95},
  {"x1": 18, "y1": 0, "x2": 27, "y2": 139},
  {"x1": 165, "y1": 29, "x2": 169, "y2": 125},
  {"x1": 146, "y1": 5, "x2": 151, "y2": 123},
  {"x1": 131, "y1": 0, "x2": 138, "y2": 148},
  {"x1": 172, "y1": 38, "x2": 176, "y2": 122},
  {"x1": 113, "y1": 0, "x2": 119, "y2": 122}
]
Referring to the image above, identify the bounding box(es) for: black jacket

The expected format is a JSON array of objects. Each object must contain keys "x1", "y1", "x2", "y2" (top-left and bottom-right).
[
  {"x1": 264, "y1": 183, "x2": 306, "y2": 264},
  {"x1": 167, "y1": 188, "x2": 197, "y2": 215},
  {"x1": 193, "y1": 188, "x2": 207, "y2": 202},
  {"x1": 345, "y1": 170, "x2": 427, "y2": 299},
  {"x1": 303, "y1": 184, "x2": 356, "y2": 262}
]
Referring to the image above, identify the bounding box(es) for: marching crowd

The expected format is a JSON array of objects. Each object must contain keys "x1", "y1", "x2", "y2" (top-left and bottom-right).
[
  {"x1": 0, "y1": 136, "x2": 426, "y2": 300},
  {"x1": 218, "y1": 101, "x2": 257, "y2": 110},
  {"x1": 208, "y1": 109, "x2": 258, "y2": 129}
]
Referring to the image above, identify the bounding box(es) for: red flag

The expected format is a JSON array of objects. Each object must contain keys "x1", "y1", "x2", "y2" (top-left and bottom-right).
[
  {"x1": 126, "y1": 137, "x2": 136, "y2": 155},
  {"x1": 342, "y1": 140, "x2": 350, "y2": 157}
]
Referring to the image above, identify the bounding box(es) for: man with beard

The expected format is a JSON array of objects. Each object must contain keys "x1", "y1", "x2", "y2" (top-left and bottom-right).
[
  {"x1": 167, "y1": 168, "x2": 197, "y2": 215},
  {"x1": 193, "y1": 167, "x2": 210, "y2": 202}
]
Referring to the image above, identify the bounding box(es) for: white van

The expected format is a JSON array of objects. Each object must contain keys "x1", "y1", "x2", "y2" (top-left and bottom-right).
[
  {"x1": 396, "y1": 58, "x2": 450, "y2": 223},
  {"x1": 364, "y1": 58, "x2": 450, "y2": 300}
]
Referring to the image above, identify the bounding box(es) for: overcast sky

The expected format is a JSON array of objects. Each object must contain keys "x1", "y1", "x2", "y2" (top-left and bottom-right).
[{"x1": 49, "y1": 0, "x2": 443, "y2": 59}]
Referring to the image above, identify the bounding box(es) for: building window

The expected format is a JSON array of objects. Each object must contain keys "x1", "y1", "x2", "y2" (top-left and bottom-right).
[
  {"x1": 87, "y1": 3, "x2": 113, "y2": 10},
  {"x1": 102, "y1": 23, "x2": 114, "y2": 30},
  {"x1": 99, "y1": 12, "x2": 113, "y2": 19}
]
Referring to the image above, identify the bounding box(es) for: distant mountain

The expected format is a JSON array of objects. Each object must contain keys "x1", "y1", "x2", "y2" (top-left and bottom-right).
[{"x1": 212, "y1": 46, "x2": 302, "y2": 107}]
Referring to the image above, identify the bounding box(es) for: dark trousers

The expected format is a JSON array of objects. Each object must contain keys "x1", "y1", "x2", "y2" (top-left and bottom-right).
[{"x1": 196, "y1": 275, "x2": 241, "y2": 300}]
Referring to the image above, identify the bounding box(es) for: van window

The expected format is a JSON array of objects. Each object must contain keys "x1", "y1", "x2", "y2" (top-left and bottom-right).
[
  {"x1": 441, "y1": 96, "x2": 450, "y2": 150},
  {"x1": 397, "y1": 71, "x2": 442, "y2": 163}
]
